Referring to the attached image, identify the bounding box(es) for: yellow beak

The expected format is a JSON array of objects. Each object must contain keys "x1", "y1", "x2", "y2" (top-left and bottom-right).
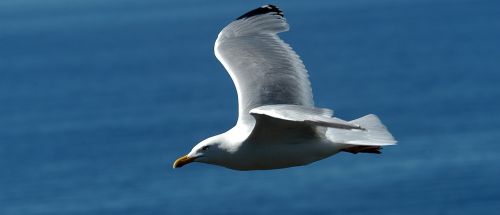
[{"x1": 173, "y1": 155, "x2": 196, "y2": 169}]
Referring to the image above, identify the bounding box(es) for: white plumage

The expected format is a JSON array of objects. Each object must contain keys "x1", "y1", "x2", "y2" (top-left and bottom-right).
[{"x1": 173, "y1": 5, "x2": 396, "y2": 170}]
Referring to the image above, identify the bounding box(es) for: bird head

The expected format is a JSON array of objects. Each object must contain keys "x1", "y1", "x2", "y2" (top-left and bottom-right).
[{"x1": 173, "y1": 135, "x2": 228, "y2": 169}]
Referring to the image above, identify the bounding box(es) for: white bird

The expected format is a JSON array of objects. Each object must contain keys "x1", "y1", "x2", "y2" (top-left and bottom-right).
[{"x1": 173, "y1": 5, "x2": 396, "y2": 170}]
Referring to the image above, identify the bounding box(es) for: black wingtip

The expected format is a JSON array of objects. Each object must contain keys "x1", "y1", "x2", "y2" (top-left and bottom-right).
[{"x1": 236, "y1": 5, "x2": 284, "y2": 20}]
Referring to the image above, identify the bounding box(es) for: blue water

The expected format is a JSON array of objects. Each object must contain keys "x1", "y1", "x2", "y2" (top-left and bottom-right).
[{"x1": 1, "y1": 0, "x2": 500, "y2": 214}]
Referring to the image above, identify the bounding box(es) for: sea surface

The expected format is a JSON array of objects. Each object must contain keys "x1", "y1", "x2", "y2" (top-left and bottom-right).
[{"x1": 1, "y1": 0, "x2": 499, "y2": 214}]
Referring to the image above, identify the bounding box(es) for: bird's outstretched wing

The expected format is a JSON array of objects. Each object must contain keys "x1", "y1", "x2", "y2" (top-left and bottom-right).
[
  {"x1": 250, "y1": 104, "x2": 364, "y2": 130},
  {"x1": 246, "y1": 105, "x2": 396, "y2": 146},
  {"x1": 215, "y1": 5, "x2": 313, "y2": 126},
  {"x1": 245, "y1": 104, "x2": 364, "y2": 144}
]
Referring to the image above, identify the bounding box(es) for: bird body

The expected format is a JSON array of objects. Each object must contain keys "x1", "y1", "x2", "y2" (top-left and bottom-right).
[
  {"x1": 202, "y1": 124, "x2": 338, "y2": 170},
  {"x1": 173, "y1": 5, "x2": 396, "y2": 171}
]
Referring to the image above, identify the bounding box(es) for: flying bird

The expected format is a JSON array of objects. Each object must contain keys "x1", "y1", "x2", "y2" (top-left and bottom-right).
[{"x1": 173, "y1": 5, "x2": 396, "y2": 170}]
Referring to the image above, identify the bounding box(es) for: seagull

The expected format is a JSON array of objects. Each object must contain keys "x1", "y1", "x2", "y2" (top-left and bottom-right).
[{"x1": 173, "y1": 5, "x2": 396, "y2": 170}]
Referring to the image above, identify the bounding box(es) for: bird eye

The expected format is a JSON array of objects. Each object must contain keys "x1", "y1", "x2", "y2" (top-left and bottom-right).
[{"x1": 201, "y1": 145, "x2": 210, "y2": 151}]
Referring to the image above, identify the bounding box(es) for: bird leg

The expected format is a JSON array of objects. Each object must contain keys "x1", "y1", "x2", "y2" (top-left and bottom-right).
[{"x1": 341, "y1": 146, "x2": 382, "y2": 154}]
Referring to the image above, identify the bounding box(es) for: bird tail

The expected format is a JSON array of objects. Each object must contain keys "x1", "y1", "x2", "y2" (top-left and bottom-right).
[{"x1": 326, "y1": 114, "x2": 396, "y2": 153}]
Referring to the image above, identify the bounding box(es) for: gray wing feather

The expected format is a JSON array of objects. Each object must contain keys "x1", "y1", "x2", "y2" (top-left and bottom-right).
[{"x1": 215, "y1": 10, "x2": 313, "y2": 125}]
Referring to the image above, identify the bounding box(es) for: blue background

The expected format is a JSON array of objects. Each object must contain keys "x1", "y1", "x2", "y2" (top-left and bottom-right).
[{"x1": 1, "y1": 0, "x2": 499, "y2": 214}]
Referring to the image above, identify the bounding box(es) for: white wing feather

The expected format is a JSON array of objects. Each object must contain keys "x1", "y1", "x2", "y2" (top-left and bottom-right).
[
  {"x1": 250, "y1": 105, "x2": 364, "y2": 130},
  {"x1": 250, "y1": 105, "x2": 397, "y2": 146}
]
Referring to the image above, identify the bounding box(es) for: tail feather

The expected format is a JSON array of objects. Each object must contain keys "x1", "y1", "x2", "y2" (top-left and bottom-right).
[{"x1": 326, "y1": 114, "x2": 397, "y2": 146}]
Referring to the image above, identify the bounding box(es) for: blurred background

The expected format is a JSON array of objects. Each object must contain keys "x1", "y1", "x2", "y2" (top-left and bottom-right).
[{"x1": 1, "y1": 0, "x2": 499, "y2": 214}]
